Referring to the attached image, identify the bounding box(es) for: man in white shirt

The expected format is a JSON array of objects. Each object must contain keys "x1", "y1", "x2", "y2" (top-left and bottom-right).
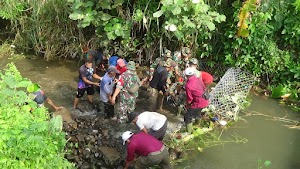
[{"x1": 128, "y1": 111, "x2": 168, "y2": 141}]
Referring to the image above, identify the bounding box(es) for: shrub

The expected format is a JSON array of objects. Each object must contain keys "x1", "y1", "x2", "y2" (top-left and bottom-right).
[{"x1": 0, "y1": 63, "x2": 74, "y2": 168}]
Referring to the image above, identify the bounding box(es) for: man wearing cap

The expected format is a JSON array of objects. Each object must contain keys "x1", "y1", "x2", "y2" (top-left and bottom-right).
[
  {"x1": 128, "y1": 111, "x2": 168, "y2": 141},
  {"x1": 100, "y1": 66, "x2": 120, "y2": 119},
  {"x1": 176, "y1": 47, "x2": 192, "y2": 72},
  {"x1": 83, "y1": 48, "x2": 107, "y2": 72},
  {"x1": 73, "y1": 59, "x2": 102, "y2": 109},
  {"x1": 122, "y1": 131, "x2": 172, "y2": 169},
  {"x1": 184, "y1": 67, "x2": 209, "y2": 133},
  {"x1": 188, "y1": 58, "x2": 213, "y2": 86},
  {"x1": 149, "y1": 48, "x2": 172, "y2": 81},
  {"x1": 111, "y1": 61, "x2": 146, "y2": 123},
  {"x1": 149, "y1": 60, "x2": 176, "y2": 111}
]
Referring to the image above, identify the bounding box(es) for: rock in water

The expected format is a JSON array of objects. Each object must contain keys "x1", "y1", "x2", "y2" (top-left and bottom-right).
[{"x1": 53, "y1": 107, "x2": 74, "y2": 124}]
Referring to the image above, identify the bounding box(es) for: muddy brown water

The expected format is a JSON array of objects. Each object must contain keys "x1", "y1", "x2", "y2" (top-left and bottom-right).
[{"x1": 1, "y1": 57, "x2": 300, "y2": 169}]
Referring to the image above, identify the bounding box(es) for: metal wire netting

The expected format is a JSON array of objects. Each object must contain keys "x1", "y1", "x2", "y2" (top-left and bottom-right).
[{"x1": 209, "y1": 67, "x2": 255, "y2": 120}]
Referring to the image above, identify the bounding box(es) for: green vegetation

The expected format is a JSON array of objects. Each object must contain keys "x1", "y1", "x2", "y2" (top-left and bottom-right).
[
  {"x1": 0, "y1": 1, "x2": 299, "y2": 106},
  {"x1": 0, "y1": 63, "x2": 74, "y2": 168},
  {"x1": 257, "y1": 159, "x2": 271, "y2": 169}
]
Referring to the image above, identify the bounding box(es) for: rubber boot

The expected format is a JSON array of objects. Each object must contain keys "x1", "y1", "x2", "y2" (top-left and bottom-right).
[
  {"x1": 157, "y1": 92, "x2": 164, "y2": 111},
  {"x1": 177, "y1": 106, "x2": 183, "y2": 117},
  {"x1": 195, "y1": 119, "x2": 201, "y2": 126},
  {"x1": 186, "y1": 123, "x2": 193, "y2": 134}
]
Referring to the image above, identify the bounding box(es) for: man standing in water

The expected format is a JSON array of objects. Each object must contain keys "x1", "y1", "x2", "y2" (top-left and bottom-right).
[
  {"x1": 184, "y1": 67, "x2": 209, "y2": 133},
  {"x1": 73, "y1": 59, "x2": 102, "y2": 109},
  {"x1": 149, "y1": 60, "x2": 176, "y2": 111},
  {"x1": 111, "y1": 61, "x2": 141, "y2": 123},
  {"x1": 100, "y1": 66, "x2": 120, "y2": 119}
]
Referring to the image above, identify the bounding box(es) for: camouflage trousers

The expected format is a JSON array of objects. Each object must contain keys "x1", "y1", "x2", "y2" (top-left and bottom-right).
[{"x1": 114, "y1": 97, "x2": 136, "y2": 123}]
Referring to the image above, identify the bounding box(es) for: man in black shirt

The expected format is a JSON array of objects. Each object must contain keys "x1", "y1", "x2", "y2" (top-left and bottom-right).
[{"x1": 149, "y1": 60, "x2": 176, "y2": 111}]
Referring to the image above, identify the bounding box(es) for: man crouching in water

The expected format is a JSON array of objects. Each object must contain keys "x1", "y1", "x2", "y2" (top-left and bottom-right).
[{"x1": 122, "y1": 131, "x2": 172, "y2": 169}]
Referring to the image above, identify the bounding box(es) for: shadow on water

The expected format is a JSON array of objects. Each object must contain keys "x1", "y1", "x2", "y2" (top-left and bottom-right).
[{"x1": 175, "y1": 93, "x2": 300, "y2": 169}]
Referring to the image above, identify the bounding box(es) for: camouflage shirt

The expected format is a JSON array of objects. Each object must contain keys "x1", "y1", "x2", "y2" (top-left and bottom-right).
[{"x1": 116, "y1": 70, "x2": 140, "y2": 100}]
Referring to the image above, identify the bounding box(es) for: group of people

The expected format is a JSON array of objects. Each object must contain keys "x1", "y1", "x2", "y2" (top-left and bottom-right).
[
  {"x1": 148, "y1": 47, "x2": 213, "y2": 133},
  {"x1": 27, "y1": 45, "x2": 213, "y2": 168},
  {"x1": 70, "y1": 46, "x2": 213, "y2": 169},
  {"x1": 72, "y1": 49, "x2": 171, "y2": 168}
]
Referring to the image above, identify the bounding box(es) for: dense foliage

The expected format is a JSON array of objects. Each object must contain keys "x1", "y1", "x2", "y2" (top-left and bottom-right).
[
  {"x1": 0, "y1": 63, "x2": 74, "y2": 168},
  {"x1": 0, "y1": 0, "x2": 299, "y2": 105},
  {"x1": 0, "y1": 0, "x2": 82, "y2": 60}
]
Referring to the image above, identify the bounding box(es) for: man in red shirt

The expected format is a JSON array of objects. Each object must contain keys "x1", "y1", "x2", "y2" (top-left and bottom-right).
[
  {"x1": 188, "y1": 58, "x2": 213, "y2": 86},
  {"x1": 122, "y1": 131, "x2": 172, "y2": 169},
  {"x1": 184, "y1": 67, "x2": 209, "y2": 133}
]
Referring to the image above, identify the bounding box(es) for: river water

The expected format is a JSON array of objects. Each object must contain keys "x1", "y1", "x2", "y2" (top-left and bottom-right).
[
  {"x1": 175, "y1": 94, "x2": 300, "y2": 169},
  {"x1": 1, "y1": 57, "x2": 300, "y2": 169}
]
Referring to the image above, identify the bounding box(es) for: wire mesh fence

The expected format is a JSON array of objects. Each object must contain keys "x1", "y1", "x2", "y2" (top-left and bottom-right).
[{"x1": 209, "y1": 67, "x2": 255, "y2": 120}]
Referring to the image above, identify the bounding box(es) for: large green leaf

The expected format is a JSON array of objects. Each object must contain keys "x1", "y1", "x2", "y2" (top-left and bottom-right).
[
  {"x1": 183, "y1": 17, "x2": 196, "y2": 28},
  {"x1": 113, "y1": 0, "x2": 123, "y2": 8},
  {"x1": 215, "y1": 15, "x2": 226, "y2": 23},
  {"x1": 174, "y1": 30, "x2": 184, "y2": 40},
  {"x1": 99, "y1": 0, "x2": 111, "y2": 9},
  {"x1": 100, "y1": 13, "x2": 112, "y2": 21},
  {"x1": 73, "y1": 1, "x2": 83, "y2": 9},
  {"x1": 205, "y1": 21, "x2": 215, "y2": 31},
  {"x1": 172, "y1": 6, "x2": 181, "y2": 15},
  {"x1": 153, "y1": 10, "x2": 164, "y2": 18},
  {"x1": 83, "y1": 1, "x2": 94, "y2": 7},
  {"x1": 107, "y1": 32, "x2": 116, "y2": 40},
  {"x1": 113, "y1": 23, "x2": 122, "y2": 30},
  {"x1": 115, "y1": 29, "x2": 123, "y2": 36},
  {"x1": 69, "y1": 11, "x2": 84, "y2": 20},
  {"x1": 238, "y1": 29, "x2": 250, "y2": 38},
  {"x1": 271, "y1": 85, "x2": 287, "y2": 98},
  {"x1": 104, "y1": 23, "x2": 113, "y2": 31}
]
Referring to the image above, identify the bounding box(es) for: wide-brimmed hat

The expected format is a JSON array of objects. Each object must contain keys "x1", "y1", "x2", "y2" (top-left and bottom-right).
[
  {"x1": 127, "y1": 61, "x2": 136, "y2": 70},
  {"x1": 182, "y1": 47, "x2": 191, "y2": 57},
  {"x1": 122, "y1": 131, "x2": 134, "y2": 145}
]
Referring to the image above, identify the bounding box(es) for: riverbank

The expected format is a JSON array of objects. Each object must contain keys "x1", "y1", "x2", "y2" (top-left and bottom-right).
[{"x1": 1, "y1": 46, "x2": 300, "y2": 169}]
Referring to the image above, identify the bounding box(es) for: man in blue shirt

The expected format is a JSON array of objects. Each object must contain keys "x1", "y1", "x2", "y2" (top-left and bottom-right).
[{"x1": 100, "y1": 66, "x2": 120, "y2": 119}]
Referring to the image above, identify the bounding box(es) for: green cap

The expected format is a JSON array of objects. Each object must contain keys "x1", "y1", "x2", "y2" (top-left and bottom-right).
[
  {"x1": 127, "y1": 61, "x2": 136, "y2": 70},
  {"x1": 182, "y1": 47, "x2": 191, "y2": 57}
]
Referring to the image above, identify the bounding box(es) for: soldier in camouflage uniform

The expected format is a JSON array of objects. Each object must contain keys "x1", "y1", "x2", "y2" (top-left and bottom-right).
[
  {"x1": 170, "y1": 47, "x2": 192, "y2": 116},
  {"x1": 111, "y1": 61, "x2": 141, "y2": 123},
  {"x1": 149, "y1": 60, "x2": 176, "y2": 111},
  {"x1": 149, "y1": 48, "x2": 173, "y2": 80}
]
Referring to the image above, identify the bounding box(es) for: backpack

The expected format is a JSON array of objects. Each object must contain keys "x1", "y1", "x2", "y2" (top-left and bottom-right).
[{"x1": 123, "y1": 71, "x2": 140, "y2": 94}]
